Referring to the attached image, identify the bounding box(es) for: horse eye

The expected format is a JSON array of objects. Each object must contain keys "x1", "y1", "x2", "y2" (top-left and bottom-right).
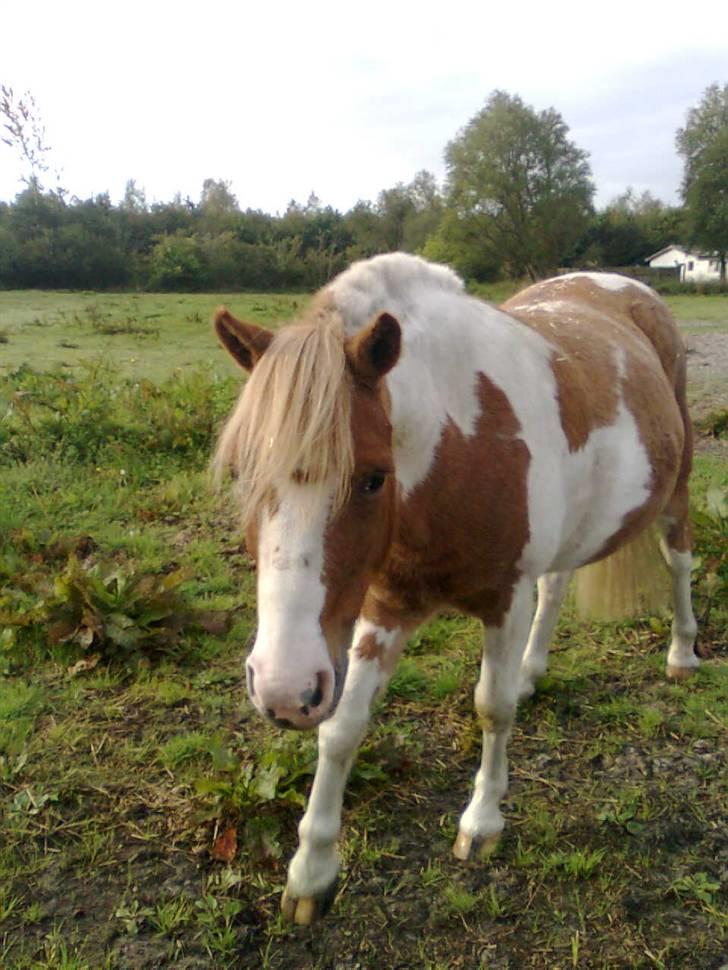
[{"x1": 361, "y1": 472, "x2": 386, "y2": 495}]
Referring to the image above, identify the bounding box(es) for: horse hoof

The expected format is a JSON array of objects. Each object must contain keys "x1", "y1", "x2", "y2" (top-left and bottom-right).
[
  {"x1": 452, "y1": 830, "x2": 499, "y2": 862},
  {"x1": 517, "y1": 679, "x2": 536, "y2": 702},
  {"x1": 666, "y1": 663, "x2": 698, "y2": 681},
  {"x1": 281, "y1": 879, "x2": 338, "y2": 925}
]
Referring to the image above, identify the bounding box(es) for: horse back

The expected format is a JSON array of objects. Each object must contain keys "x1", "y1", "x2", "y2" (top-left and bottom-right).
[{"x1": 502, "y1": 273, "x2": 686, "y2": 394}]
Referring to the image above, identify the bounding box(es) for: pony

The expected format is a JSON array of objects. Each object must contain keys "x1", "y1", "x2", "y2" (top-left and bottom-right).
[{"x1": 212, "y1": 253, "x2": 698, "y2": 925}]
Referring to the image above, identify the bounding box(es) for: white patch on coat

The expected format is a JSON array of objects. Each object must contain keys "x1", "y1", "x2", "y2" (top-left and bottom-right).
[
  {"x1": 247, "y1": 482, "x2": 333, "y2": 711},
  {"x1": 352, "y1": 619, "x2": 403, "y2": 705},
  {"x1": 328, "y1": 252, "x2": 464, "y2": 331},
  {"x1": 353, "y1": 618, "x2": 400, "y2": 652},
  {"x1": 508, "y1": 298, "x2": 574, "y2": 315},
  {"x1": 558, "y1": 271, "x2": 656, "y2": 297},
  {"x1": 550, "y1": 396, "x2": 653, "y2": 569}
]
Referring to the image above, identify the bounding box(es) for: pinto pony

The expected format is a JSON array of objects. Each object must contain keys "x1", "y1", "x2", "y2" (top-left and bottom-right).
[{"x1": 213, "y1": 254, "x2": 698, "y2": 924}]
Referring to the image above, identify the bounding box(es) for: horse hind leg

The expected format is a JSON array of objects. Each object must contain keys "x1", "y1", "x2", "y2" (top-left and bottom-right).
[
  {"x1": 660, "y1": 481, "x2": 699, "y2": 679},
  {"x1": 518, "y1": 571, "x2": 572, "y2": 700}
]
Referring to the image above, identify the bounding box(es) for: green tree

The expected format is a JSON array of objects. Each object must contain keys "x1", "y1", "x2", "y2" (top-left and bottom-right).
[
  {"x1": 403, "y1": 169, "x2": 444, "y2": 251},
  {"x1": 198, "y1": 178, "x2": 239, "y2": 234},
  {"x1": 576, "y1": 189, "x2": 683, "y2": 267},
  {"x1": 341, "y1": 201, "x2": 380, "y2": 259},
  {"x1": 1, "y1": 85, "x2": 50, "y2": 190},
  {"x1": 376, "y1": 183, "x2": 416, "y2": 250},
  {"x1": 676, "y1": 83, "x2": 728, "y2": 282},
  {"x1": 148, "y1": 233, "x2": 204, "y2": 290},
  {"x1": 422, "y1": 209, "x2": 502, "y2": 281},
  {"x1": 0, "y1": 85, "x2": 63, "y2": 198},
  {"x1": 444, "y1": 91, "x2": 594, "y2": 279},
  {"x1": 121, "y1": 179, "x2": 148, "y2": 213}
]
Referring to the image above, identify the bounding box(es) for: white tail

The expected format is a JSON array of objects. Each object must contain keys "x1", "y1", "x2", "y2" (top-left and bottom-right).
[{"x1": 574, "y1": 526, "x2": 671, "y2": 620}]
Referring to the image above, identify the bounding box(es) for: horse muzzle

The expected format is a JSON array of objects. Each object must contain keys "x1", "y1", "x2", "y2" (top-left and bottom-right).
[{"x1": 245, "y1": 645, "x2": 348, "y2": 730}]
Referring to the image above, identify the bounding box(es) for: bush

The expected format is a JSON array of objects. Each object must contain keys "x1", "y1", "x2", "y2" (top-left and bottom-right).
[
  {"x1": 0, "y1": 363, "x2": 236, "y2": 467},
  {"x1": 650, "y1": 278, "x2": 728, "y2": 296}
]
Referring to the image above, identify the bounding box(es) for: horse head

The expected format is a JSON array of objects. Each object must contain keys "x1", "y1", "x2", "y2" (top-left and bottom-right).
[{"x1": 213, "y1": 306, "x2": 401, "y2": 729}]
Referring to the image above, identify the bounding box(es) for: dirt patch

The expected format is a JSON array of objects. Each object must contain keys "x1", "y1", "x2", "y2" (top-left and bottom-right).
[
  {"x1": 683, "y1": 330, "x2": 728, "y2": 457},
  {"x1": 685, "y1": 330, "x2": 728, "y2": 389}
]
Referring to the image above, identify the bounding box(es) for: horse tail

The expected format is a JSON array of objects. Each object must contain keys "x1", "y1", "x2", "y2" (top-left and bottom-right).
[{"x1": 573, "y1": 525, "x2": 671, "y2": 620}]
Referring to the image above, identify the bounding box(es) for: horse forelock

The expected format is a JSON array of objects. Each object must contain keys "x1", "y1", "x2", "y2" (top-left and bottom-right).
[{"x1": 213, "y1": 308, "x2": 354, "y2": 527}]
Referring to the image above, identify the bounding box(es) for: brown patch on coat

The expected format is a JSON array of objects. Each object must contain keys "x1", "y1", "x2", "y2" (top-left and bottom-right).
[
  {"x1": 319, "y1": 367, "x2": 531, "y2": 637},
  {"x1": 548, "y1": 324, "x2": 620, "y2": 451},
  {"x1": 504, "y1": 275, "x2": 692, "y2": 559},
  {"x1": 355, "y1": 632, "x2": 384, "y2": 662},
  {"x1": 381, "y1": 374, "x2": 531, "y2": 628},
  {"x1": 318, "y1": 376, "x2": 398, "y2": 660},
  {"x1": 503, "y1": 291, "x2": 622, "y2": 453},
  {"x1": 629, "y1": 299, "x2": 694, "y2": 553},
  {"x1": 503, "y1": 292, "x2": 619, "y2": 452}
]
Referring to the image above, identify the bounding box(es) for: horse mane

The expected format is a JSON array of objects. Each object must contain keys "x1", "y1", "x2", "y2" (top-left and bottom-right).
[
  {"x1": 212, "y1": 254, "x2": 466, "y2": 526},
  {"x1": 212, "y1": 302, "x2": 354, "y2": 527}
]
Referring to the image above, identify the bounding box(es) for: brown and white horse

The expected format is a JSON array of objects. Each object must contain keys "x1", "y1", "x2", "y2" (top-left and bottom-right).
[{"x1": 213, "y1": 253, "x2": 698, "y2": 924}]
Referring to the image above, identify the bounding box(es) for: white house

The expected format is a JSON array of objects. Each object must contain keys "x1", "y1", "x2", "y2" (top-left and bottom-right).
[{"x1": 646, "y1": 244, "x2": 723, "y2": 282}]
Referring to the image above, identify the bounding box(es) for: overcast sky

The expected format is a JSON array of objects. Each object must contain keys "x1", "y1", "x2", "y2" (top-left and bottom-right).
[{"x1": 1, "y1": 0, "x2": 726, "y2": 213}]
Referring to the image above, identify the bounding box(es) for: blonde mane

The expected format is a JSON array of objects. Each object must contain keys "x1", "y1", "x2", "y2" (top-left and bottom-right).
[{"x1": 212, "y1": 306, "x2": 354, "y2": 526}]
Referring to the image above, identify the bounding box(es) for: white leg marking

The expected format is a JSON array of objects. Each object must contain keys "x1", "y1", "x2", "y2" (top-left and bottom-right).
[
  {"x1": 518, "y1": 571, "x2": 572, "y2": 700},
  {"x1": 659, "y1": 541, "x2": 699, "y2": 675},
  {"x1": 285, "y1": 624, "x2": 406, "y2": 900},
  {"x1": 455, "y1": 579, "x2": 535, "y2": 856}
]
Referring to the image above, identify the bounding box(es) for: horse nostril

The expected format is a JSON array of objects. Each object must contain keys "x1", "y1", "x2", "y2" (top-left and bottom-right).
[
  {"x1": 300, "y1": 671, "x2": 328, "y2": 713},
  {"x1": 310, "y1": 675, "x2": 324, "y2": 708}
]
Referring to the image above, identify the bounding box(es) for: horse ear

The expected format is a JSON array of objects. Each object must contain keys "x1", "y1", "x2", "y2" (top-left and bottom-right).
[
  {"x1": 346, "y1": 312, "x2": 401, "y2": 385},
  {"x1": 213, "y1": 307, "x2": 274, "y2": 371}
]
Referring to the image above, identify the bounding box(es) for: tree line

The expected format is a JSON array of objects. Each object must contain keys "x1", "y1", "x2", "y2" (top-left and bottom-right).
[{"x1": 1, "y1": 86, "x2": 725, "y2": 291}]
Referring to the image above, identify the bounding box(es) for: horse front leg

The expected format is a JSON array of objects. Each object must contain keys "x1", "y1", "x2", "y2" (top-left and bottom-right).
[
  {"x1": 281, "y1": 611, "x2": 415, "y2": 924},
  {"x1": 454, "y1": 577, "x2": 534, "y2": 861}
]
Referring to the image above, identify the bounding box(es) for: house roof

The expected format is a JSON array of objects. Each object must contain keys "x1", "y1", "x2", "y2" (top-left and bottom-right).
[
  {"x1": 645, "y1": 244, "x2": 718, "y2": 263},
  {"x1": 645, "y1": 244, "x2": 686, "y2": 262}
]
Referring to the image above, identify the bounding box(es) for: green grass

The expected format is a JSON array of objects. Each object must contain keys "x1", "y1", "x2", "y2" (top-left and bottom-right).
[
  {"x1": 0, "y1": 290, "x2": 304, "y2": 381},
  {"x1": 0, "y1": 288, "x2": 725, "y2": 968},
  {"x1": 663, "y1": 293, "x2": 728, "y2": 331}
]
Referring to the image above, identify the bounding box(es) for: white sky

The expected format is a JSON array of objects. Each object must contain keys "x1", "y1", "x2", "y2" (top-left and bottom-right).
[{"x1": 1, "y1": 0, "x2": 726, "y2": 212}]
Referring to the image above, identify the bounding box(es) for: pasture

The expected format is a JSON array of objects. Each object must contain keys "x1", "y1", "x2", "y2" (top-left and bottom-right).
[{"x1": 0, "y1": 287, "x2": 726, "y2": 969}]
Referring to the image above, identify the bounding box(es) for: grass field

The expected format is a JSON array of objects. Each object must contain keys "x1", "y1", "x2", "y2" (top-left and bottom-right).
[{"x1": 0, "y1": 288, "x2": 726, "y2": 969}]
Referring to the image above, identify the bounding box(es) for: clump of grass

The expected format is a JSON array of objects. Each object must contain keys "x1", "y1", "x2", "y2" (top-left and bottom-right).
[
  {"x1": 543, "y1": 847, "x2": 607, "y2": 879},
  {"x1": 387, "y1": 658, "x2": 432, "y2": 698},
  {"x1": 0, "y1": 681, "x2": 43, "y2": 781},
  {"x1": 1, "y1": 553, "x2": 230, "y2": 666},
  {"x1": 74, "y1": 304, "x2": 158, "y2": 337},
  {"x1": 695, "y1": 408, "x2": 728, "y2": 440},
  {"x1": 442, "y1": 884, "x2": 480, "y2": 916},
  {"x1": 691, "y1": 483, "x2": 727, "y2": 634},
  {"x1": 0, "y1": 362, "x2": 234, "y2": 466},
  {"x1": 160, "y1": 731, "x2": 215, "y2": 769}
]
